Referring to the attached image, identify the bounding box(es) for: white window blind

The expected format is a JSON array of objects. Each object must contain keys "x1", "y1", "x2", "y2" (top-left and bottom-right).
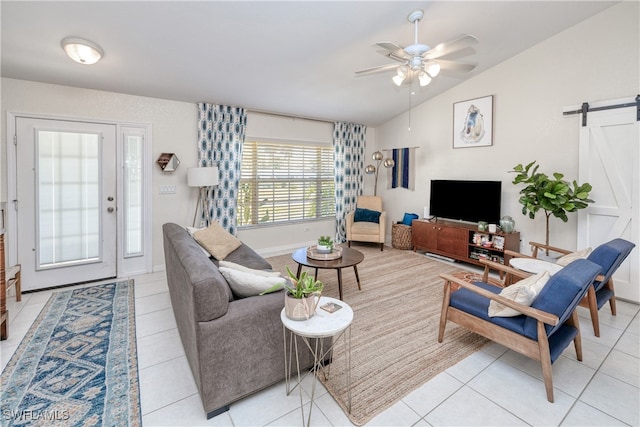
[{"x1": 238, "y1": 140, "x2": 335, "y2": 226}]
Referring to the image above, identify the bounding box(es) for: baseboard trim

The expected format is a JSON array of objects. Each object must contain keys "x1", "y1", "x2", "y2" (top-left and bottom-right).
[{"x1": 424, "y1": 252, "x2": 456, "y2": 263}]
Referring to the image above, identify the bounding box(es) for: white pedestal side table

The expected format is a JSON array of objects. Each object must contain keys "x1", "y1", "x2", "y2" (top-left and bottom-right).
[{"x1": 281, "y1": 296, "x2": 353, "y2": 427}]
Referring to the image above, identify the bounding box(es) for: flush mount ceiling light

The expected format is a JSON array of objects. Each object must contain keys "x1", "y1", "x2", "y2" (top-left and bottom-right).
[{"x1": 61, "y1": 37, "x2": 103, "y2": 64}]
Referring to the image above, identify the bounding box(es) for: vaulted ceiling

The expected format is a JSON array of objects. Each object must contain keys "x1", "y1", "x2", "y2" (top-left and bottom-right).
[{"x1": 1, "y1": 1, "x2": 617, "y2": 126}]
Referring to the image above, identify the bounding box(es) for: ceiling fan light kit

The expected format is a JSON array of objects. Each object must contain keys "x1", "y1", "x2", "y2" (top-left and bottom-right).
[{"x1": 355, "y1": 8, "x2": 477, "y2": 88}]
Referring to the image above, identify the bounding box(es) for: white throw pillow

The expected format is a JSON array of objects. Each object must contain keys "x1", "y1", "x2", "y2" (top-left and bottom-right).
[
  {"x1": 219, "y1": 267, "x2": 284, "y2": 298},
  {"x1": 193, "y1": 221, "x2": 242, "y2": 260},
  {"x1": 185, "y1": 226, "x2": 211, "y2": 258},
  {"x1": 218, "y1": 260, "x2": 281, "y2": 278},
  {"x1": 488, "y1": 271, "x2": 550, "y2": 317},
  {"x1": 556, "y1": 247, "x2": 592, "y2": 266}
]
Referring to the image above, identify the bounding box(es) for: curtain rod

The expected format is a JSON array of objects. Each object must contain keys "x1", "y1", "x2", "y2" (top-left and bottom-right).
[{"x1": 246, "y1": 108, "x2": 336, "y2": 125}]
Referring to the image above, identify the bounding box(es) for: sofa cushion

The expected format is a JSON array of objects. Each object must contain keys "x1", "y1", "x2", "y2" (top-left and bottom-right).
[
  {"x1": 193, "y1": 221, "x2": 242, "y2": 260},
  {"x1": 219, "y1": 260, "x2": 281, "y2": 278},
  {"x1": 219, "y1": 267, "x2": 285, "y2": 298},
  {"x1": 556, "y1": 247, "x2": 592, "y2": 266},
  {"x1": 354, "y1": 207, "x2": 381, "y2": 223},
  {"x1": 224, "y1": 244, "x2": 273, "y2": 271},
  {"x1": 488, "y1": 271, "x2": 550, "y2": 317},
  {"x1": 186, "y1": 226, "x2": 212, "y2": 258},
  {"x1": 350, "y1": 221, "x2": 381, "y2": 234}
]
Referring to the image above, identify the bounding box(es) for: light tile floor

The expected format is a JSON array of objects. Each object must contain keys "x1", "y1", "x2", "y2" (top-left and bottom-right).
[{"x1": 1, "y1": 271, "x2": 638, "y2": 426}]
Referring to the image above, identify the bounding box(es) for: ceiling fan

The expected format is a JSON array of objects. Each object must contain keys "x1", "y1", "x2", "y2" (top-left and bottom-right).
[{"x1": 355, "y1": 9, "x2": 478, "y2": 87}]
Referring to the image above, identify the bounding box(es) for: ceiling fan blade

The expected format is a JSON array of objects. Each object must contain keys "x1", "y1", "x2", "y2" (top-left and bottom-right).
[
  {"x1": 376, "y1": 41, "x2": 411, "y2": 60},
  {"x1": 437, "y1": 60, "x2": 476, "y2": 73},
  {"x1": 376, "y1": 50, "x2": 408, "y2": 63},
  {"x1": 424, "y1": 35, "x2": 478, "y2": 60},
  {"x1": 355, "y1": 63, "x2": 402, "y2": 76}
]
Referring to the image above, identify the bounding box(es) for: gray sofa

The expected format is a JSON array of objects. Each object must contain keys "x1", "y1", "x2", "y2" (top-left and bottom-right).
[{"x1": 162, "y1": 222, "x2": 319, "y2": 418}]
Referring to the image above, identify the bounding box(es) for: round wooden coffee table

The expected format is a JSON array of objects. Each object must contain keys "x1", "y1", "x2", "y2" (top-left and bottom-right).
[{"x1": 291, "y1": 246, "x2": 364, "y2": 300}]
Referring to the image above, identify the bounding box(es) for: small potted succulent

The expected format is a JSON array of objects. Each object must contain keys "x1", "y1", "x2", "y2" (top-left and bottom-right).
[
  {"x1": 260, "y1": 266, "x2": 324, "y2": 320},
  {"x1": 317, "y1": 235, "x2": 334, "y2": 254}
]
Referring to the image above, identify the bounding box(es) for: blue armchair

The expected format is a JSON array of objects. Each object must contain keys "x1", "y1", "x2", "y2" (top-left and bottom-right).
[
  {"x1": 439, "y1": 258, "x2": 602, "y2": 402},
  {"x1": 506, "y1": 238, "x2": 636, "y2": 337},
  {"x1": 580, "y1": 238, "x2": 636, "y2": 337}
]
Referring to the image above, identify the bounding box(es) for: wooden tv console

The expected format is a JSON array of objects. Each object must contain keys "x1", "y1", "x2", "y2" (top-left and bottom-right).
[{"x1": 411, "y1": 219, "x2": 520, "y2": 268}]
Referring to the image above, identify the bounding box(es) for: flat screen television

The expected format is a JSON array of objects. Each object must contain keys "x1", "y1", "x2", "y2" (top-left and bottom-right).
[{"x1": 429, "y1": 180, "x2": 502, "y2": 224}]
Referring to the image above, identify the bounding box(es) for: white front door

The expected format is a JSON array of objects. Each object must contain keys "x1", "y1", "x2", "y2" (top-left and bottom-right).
[
  {"x1": 576, "y1": 99, "x2": 639, "y2": 302},
  {"x1": 15, "y1": 117, "x2": 118, "y2": 291}
]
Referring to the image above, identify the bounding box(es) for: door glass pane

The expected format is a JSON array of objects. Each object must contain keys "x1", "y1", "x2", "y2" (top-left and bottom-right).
[
  {"x1": 124, "y1": 134, "x2": 143, "y2": 257},
  {"x1": 37, "y1": 130, "x2": 100, "y2": 268}
]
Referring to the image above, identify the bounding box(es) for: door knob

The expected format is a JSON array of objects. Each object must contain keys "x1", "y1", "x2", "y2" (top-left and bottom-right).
[
  {"x1": 107, "y1": 207, "x2": 115, "y2": 213},
  {"x1": 107, "y1": 196, "x2": 114, "y2": 202}
]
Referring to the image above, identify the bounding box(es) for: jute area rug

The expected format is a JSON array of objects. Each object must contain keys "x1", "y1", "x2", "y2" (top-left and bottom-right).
[
  {"x1": 0, "y1": 281, "x2": 141, "y2": 426},
  {"x1": 267, "y1": 245, "x2": 488, "y2": 426}
]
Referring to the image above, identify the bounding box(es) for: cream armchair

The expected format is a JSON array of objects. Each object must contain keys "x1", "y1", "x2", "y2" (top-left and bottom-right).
[{"x1": 346, "y1": 196, "x2": 386, "y2": 251}]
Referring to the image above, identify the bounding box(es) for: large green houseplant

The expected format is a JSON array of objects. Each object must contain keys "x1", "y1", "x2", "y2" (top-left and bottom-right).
[{"x1": 510, "y1": 161, "x2": 594, "y2": 253}]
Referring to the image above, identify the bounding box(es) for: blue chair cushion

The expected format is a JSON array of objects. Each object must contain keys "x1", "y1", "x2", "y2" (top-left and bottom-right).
[
  {"x1": 354, "y1": 207, "x2": 381, "y2": 223},
  {"x1": 525, "y1": 259, "x2": 601, "y2": 339},
  {"x1": 587, "y1": 238, "x2": 636, "y2": 293},
  {"x1": 402, "y1": 212, "x2": 419, "y2": 226},
  {"x1": 450, "y1": 282, "x2": 527, "y2": 336},
  {"x1": 595, "y1": 287, "x2": 615, "y2": 310}
]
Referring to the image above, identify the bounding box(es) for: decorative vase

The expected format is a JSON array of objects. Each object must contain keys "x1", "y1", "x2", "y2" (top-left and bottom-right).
[
  {"x1": 284, "y1": 293, "x2": 321, "y2": 321},
  {"x1": 500, "y1": 216, "x2": 516, "y2": 233}
]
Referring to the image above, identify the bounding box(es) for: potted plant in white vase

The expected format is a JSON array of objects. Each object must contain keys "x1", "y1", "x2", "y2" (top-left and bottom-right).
[
  {"x1": 317, "y1": 235, "x2": 334, "y2": 254},
  {"x1": 261, "y1": 266, "x2": 324, "y2": 321}
]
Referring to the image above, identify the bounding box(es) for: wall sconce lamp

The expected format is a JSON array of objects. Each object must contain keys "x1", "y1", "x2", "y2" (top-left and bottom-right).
[
  {"x1": 61, "y1": 37, "x2": 104, "y2": 65},
  {"x1": 365, "y1": 151, "x2": 395, "y2": 196},
  {"x1": 188, "y1": 166, "x2": 219, "y2": 227}
]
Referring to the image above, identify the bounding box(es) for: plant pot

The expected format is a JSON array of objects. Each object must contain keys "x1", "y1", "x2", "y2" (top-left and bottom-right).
[
  {"x1": 284, "y1": 292, "x2": 321, "y2": 321},
  {"x1": 316, "y1": 244, "x2": 332, "y2": 254}
]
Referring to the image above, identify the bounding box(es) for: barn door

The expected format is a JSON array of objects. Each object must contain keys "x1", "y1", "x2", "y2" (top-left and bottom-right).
[{"x1": 575, "y1": 97, "x2": 639, "y2": 302}]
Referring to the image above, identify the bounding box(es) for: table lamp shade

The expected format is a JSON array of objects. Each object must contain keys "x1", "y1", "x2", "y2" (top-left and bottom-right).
[{"x1": 188, "y1": 166, "x2": 218, "y2": 187}]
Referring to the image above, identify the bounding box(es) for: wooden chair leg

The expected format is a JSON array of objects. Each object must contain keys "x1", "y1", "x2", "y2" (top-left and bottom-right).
[
  {"x1": 585, "y1": 286, "x2": 600, "y2": 337},
  {"x1": 606, "y1": 278, "x2": 616, "y2": 316},
  {"x1": 14, "y1": 267, "x2": 21, "y2": 302},
  {"x1": 438, "y1": 281, "x2": 451, "y2": 342},
  {"x1": 537, "y1": 321, "x2": 555, "y2": 403},
  {"x1": 609, "y1": 297, "x2": 617, "y2": 316},
  {"x1": 569, "y1": 310, "x2": 583, "y2": 361}
]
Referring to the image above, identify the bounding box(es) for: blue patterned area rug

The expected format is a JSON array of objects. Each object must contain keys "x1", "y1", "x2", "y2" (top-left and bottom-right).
[{"x1": 1, "y1": 281, "x2": 140, "y2": 426}]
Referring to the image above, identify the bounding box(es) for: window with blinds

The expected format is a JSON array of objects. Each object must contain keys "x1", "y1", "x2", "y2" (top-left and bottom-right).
[{"x1": 238, "y1": 140, "x2": 335, "y2": 226}]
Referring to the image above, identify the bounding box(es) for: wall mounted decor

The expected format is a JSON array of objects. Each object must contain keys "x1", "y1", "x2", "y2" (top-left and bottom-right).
[
  {"x1": 157, "y1": 153, "x2": 180, "y2": 172},
  {"x1": 453, "y1": 95, "x2": 493, "y2": 148}
]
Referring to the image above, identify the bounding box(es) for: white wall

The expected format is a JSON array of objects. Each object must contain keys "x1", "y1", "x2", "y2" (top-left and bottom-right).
[
  {"x1": 0, "y1": 79, "x2": 198, "y2": 271},
  {"x1": 0, "y1": 83, "x2": 373, "y2": 269},
  {"x1": 1, "y1": 2, "x2": 635, "y2": 273},
  {"x1": 373, "y1": 2, "x2": 639, "y2": 252}
]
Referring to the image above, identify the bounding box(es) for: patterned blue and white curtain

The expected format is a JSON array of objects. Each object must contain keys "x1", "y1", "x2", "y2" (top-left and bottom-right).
[
  {"x1": 333, "y1": 122, "x2": 366, "y2": 243},
  {"x1": 197, "y1": 103, "x2": 246, "y2": 235}
]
